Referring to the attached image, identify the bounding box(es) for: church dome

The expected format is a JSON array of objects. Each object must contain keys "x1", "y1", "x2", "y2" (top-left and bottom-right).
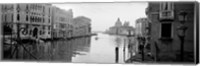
[{"x1": 115, "y1": 18, "x2": 122, "y2": 27}]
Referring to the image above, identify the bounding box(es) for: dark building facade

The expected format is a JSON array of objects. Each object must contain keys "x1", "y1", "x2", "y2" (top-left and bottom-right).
[{"x1": 146, "y1": 2, "x2": 196, "y2": 62}]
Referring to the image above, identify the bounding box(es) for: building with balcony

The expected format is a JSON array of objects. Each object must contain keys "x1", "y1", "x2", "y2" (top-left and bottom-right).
[
  {"x1": 146, "y1": 2, "x2": 196, "y2": 62},
  {"x1": 1, "y1": 4, "x2": 52, "y2": 39},
  {"x1": 51, "y1": 6, "x2": 73, "y2": 39}
]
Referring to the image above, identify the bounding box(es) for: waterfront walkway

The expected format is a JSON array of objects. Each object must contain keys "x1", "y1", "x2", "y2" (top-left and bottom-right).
[
  {"x1": 125, "y1": 53, "x2": 154, "y2": 63},
  {"x1": 126, "y1": 51, "x2": 194, "y2": 63}
]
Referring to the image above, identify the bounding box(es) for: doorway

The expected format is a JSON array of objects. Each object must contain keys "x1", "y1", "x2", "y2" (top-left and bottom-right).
[{"x1": 33, "y1": 28, "x2": 38, "y2": 38}]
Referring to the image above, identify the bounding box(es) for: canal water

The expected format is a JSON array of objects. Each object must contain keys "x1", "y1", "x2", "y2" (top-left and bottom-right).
[
  {"x1": 71, "y1": 33, "x2": 130, "y2": 63},
  {"x1": 3, "y1": 33, "x2": 135, "y2": 63}
]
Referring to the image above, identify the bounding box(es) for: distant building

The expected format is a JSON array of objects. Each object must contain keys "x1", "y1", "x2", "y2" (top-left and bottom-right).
[
  {"x1": 51, "y1": 6, "x2": 73, "y2": 38},
  {"x1": 146, "y1": 2, "x2": 196, "y2": 61},
  {"x1": 135, "y1": 18, "x2": 151, "y2": 37},
  {"x1": 72, "y1": 16, "x2": 91, "y2": 37},
  {"x1": 107, "y1": 18, "x2": 135, "y2": 35},
  {"x1": 1, "y1": 4, "x2": 52, "y2": 39},
  {"x1": 115, "y1": 18, "x2": 122, "y2": 27},
  {"x1": 108, "y1": 18, "x2": 122, "y2": 34},
  {"x1": 123, "y1": 21, "x2": 130, "y2": 27}
]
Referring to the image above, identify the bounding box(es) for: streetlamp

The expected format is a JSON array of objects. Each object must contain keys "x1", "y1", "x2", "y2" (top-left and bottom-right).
[{"x1": 177, "y1": 11, "x2": 188, "y2": 61}]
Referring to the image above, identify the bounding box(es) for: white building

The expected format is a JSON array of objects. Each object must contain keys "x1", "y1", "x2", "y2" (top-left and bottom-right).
[
  {"x1": 135, "y1": 18, "x2": 150, "y2": 37},
  {"x1": 51, "y1": 6, "x2": 73, "y2": 39},
  {"x1": 72, "y1": 16, "x2": 91, "y2": 37}
]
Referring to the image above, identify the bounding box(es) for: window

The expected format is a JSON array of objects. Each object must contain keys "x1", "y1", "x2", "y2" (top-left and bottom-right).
[
  {"x1": 11, "y1": 14, "x2": 13, "y2": 22},
  {"x1": 159, "y1": 2, "x2": 174, "y2": 20},
  {"x1": 30, "y1": 16, "x2": 32, "y2": 22},
  {"x1": 60, "y1": 17, "x2": 65, "y2": 22},
  {"x1": 43, "y1": 31, "x2": 45, "y2": 34},
  {"x1": 26, "y1": 4, "x2": 29, "y2": 12},
  {"x1": 49, "y1": 8, "x2": 51, "y2": 15},
  {"x1": 43, "y1": 6, "x2": 45, "y2": 13},
  {"x1": 26, "y1": 15, "x2": 28, "y2": 21},
  {"x1": 160, "y1": 2, "x2": 174, "y2": 11},
  {"x1": 36, "y1": 17, "x2": 38, "y2": 22},
  {"x1": 43, "y1": 18, "x2": 45, "y2": 22},
  {"x1": 40, "y1": 31, "x2": 43, "y2": 35},
  {"x1": 2, "y1": 15, "x2": 4, "y2": 22},
  {"x1": 40, "y1": 18, "x2": 42, "y2": 22},
  {"x1": 17, "y1": 14, "x2": 20, "y2": 21},
  {"x1": 48, "y1": 26, "x2": 51, "y2": 30},
  {"x1": 1, "y1": 5, "x2": 4, "y2": 12},
  {"x1": 33, "y1": 17, "x2": 35, "y2": 22},
  {"x1": 60, "y1": 24, "x2": 66, "y2": 29},
  {"x1": 161, "y1": 23, "x2": 172, "y2": 38},
  {"x1": 17, "y1": 4, "x2": 20, "y2": 12},
  {"x1": 29, "y1": 30, "x2": 32, "y2": 35},
  {"x1": 49, "y1": 19, "x2": 50, "y2": 23},
  {"x1": 5, "y1": 14, "x2": 7, "y2": 22},
  {"x1": 26, "y1": 5, "x2": 28, "y2": 9},
  {"x1": 43, "y1": 26, "x2": 45, "y2": 29}
]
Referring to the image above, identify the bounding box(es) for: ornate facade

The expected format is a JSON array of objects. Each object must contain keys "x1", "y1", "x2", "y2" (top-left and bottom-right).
[{"x1": 1, "y1": 4, "x2": 52, "y2": 39}]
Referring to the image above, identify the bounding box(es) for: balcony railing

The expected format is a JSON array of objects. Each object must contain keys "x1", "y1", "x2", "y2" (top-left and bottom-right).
[{"x1": 159, "y1": 10, "x2": 174, "y2": 21}]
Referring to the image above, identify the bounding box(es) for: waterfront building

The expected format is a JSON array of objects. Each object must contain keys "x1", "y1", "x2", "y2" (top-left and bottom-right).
[
  {"x1": 107, "y1": 18, "x2": 135, "y2": 36},
  {"x1": 72, "y1": 16, "x2": 91, "y2": 37},
  {"x1": 107, "y1": 18, "x2": 122, "y2": 34},
  {"x1": 135, "y1": 18, "x2": 150, "y2": 38},
  {"x1": 135, "y1": 17, "x2": 151, "y2": 55},
  {"x1": 146, "y1": 2, "x2": 196, "y2": 62},
  {"x1": 1, "y1": 4, "x2": 52, "y2": 39},
  {"x1": 51, "y1": 6, "x2": 73, "y2": 39}
]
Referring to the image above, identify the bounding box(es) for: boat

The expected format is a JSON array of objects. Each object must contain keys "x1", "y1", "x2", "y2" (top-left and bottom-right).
[{"x1": 95, "y1": 37, "x2": 99, "y2": 40}]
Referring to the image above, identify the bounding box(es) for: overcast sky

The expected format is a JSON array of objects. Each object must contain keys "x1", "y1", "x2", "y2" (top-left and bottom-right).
[{"x1": 53, "y1": 2, "x2": 147, "y2": 32}]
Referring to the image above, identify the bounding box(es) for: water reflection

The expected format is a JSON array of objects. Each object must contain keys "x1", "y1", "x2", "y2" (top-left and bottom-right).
[
  {"x1": 72, "y1": 33, "x2": 130, "y2": 63},
  {"x1": 46, "y1": 37, "x2": 91, "y2": 62},
  {"x1": 3, "y1": 33, "x2": 135, "y2": 63}
]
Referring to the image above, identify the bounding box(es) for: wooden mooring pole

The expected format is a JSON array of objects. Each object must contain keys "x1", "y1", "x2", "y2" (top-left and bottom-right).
[{"x1": 115, "y1": 47, "x2": 119, "y2": 63}]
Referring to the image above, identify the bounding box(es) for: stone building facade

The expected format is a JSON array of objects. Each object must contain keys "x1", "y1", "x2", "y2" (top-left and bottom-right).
[
  {"x1": 135, "y1": 18, "x2": 151, "y2": 37},
  {"x1": 72, "y1": 16, "x2": 91, "y2": 37},
  {"x1": 146, "y1": 2, "x2": 196, "y2": 62},
  {"x1": 51, "y1": 7, "x2": 73, "y2": 39},
  {"x1": 1, "y1": 4, "x2": 52, "y2": 39}
]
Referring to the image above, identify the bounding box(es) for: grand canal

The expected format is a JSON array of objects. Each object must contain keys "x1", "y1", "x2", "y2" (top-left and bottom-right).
[
  {"x1": 3, "y1": 33, "x2": 137, "y2": 63},
  {"x1": 71, "y1": 33, "x2": 131, "y2": 63}
]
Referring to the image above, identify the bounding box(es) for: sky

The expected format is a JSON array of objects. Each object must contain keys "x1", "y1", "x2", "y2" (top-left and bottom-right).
[{"x1": 53, "y1": 2, "x2": 148, "y2": 32}]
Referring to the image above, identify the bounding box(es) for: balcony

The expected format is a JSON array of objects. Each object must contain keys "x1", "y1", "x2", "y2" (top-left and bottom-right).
[{"x1": 159, "y1": 10, "x2": 174, "y2": 21}]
